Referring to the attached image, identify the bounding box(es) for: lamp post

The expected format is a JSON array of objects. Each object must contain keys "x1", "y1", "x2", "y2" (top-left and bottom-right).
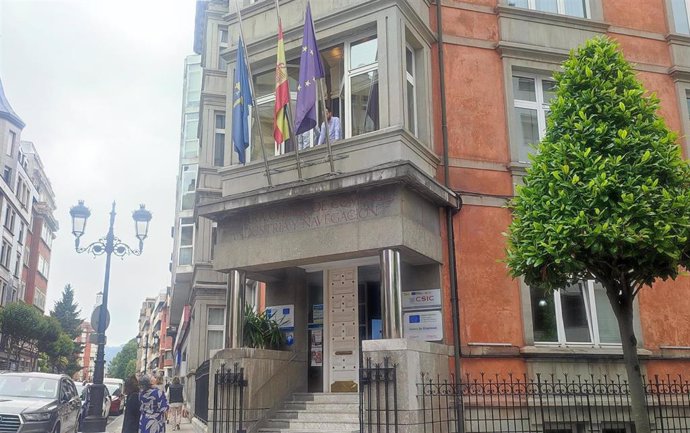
[
  {"x1": 136, "y1": 333, "x2": 159, "y2": 374},
  {"x1": 70, "y1": 200, "x2": 152, "y2": 432}
]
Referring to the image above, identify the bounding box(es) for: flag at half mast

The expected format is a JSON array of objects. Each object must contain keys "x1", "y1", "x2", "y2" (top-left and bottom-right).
[
  {"x1": 294, "y1": 2, "x2": 324, "y2": 134},
  {"x1": 274, "y1": 18, "x2": 290, "y2": 152},
  {"x1": 232, "y1": 37, "x2": 253, "y2": 164}
]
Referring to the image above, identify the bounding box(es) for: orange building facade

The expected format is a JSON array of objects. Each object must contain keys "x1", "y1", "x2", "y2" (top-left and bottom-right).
[{"x1": 438, "y1": 0, "x2": 690, "y2": 379}]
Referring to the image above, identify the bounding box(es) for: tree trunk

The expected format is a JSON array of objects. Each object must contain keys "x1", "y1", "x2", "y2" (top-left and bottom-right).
[{"x1": 617, "y1": 295, "x2": 652, "y2": 433}]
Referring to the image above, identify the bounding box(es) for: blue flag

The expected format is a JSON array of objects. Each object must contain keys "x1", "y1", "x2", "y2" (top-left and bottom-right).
[
  {"x1": 295, "y1": 2, "x2": 325, "y2": 135},
  {"x1": 232, "y1": 37, "x2": 253, "y2": 164}
]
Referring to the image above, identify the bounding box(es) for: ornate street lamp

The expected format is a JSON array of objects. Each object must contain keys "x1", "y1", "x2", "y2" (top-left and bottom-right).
[
  {"x1": 71, "y1": 201, "x2": 151, "y2": 433},
  {"x1": 136, "y1": 333, "x2": 159, "y2": 375}
]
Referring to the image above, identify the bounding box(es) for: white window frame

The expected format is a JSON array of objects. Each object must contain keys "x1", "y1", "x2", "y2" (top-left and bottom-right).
[
  {"x1": 207, "y1": 307, "x2": 226, "y2": 356},
  {"x1": 13, "y1": 251, "x2": 20, "y2": 278},
  {"x1": 512, "y1": 73, "x2": 555, "y2": 163},
  {"x1": 38, "y1": 255, "x2": 50, "y2": 278},
  {"x1": 214, "y1": 112, "x2": 226, "y2": 167},
  {"x1": 509, "y1": 0, "x2": 591, "y2": 18},
  {"x1": 405, "y1": 44, "x2": 418, "y2": 137},
  {"x1": 343, "y1": 33, "x2": 379, "y2": 140},
  {"x1": 177, "y1": 218, "x2": 194, "y2": 267},
  {"x1": 218, "y1": 27, "x2": 228, "y2": 71},
  {"x1": 251, "y1": 93, "x2": 299, "y2": 159},
  {"x1": 183, "y1": 112, "x2": 200, "y2": 159},
  {"x1": 179, "y1": 164, "x2": 198, "y2": 211},
  {"x1": 41, "y1": 223, "x2": 53, "y2": 249},
  {"x1": 534, "y1": 280, "x2": 621, "y2": 347},
  {"x1": 6, "y1": 131, "x2": 15, "y2": 157}
]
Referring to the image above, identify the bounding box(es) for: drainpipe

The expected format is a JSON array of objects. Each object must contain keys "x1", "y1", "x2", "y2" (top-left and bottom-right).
[{"x1": 436, "y1": 1, "x2": 465, "y2": 432}]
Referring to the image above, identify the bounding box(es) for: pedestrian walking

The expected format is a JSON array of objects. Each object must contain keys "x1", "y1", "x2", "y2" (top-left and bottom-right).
[
  {"x1": 166, "y1": 377, "x2": 185, "y2": 431},
  {"x1": 139, "y1": 374, "x2": 169, "y2": 433},
  {"x1": 121, "y1": 376, "x2": 141, "y2": 433}
]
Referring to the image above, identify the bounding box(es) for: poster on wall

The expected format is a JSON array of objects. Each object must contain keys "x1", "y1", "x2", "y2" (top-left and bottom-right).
[
  {"x1": 310, "y1": 329, "x2": 323, "y2": 367},
  {"x1": 265, "y1": 304, "x2": 295, "y2": 330},
  {"x1": 403, "y1": 310, "x2": 443, "y2": 341},
  {"x1": 313, "y1": 304, "x2": 324, "y2": 325}
]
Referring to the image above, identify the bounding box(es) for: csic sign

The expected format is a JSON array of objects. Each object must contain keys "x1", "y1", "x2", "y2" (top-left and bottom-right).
[{"x1": 402, "y1": 289, "x2": 441, "y2": 310}]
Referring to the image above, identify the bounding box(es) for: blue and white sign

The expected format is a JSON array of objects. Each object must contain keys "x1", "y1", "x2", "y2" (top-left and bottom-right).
[
  {"x1": 403, "y1": 310, "x2": 443, "y2": 341},
  {"x1": 265, "y1": 304, "x2": 295, "y2": 330}
]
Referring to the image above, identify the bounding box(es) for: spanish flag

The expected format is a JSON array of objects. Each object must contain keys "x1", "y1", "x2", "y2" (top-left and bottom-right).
[{"x1": 274, "y1": 19, "x2": 290, "y2": 151}]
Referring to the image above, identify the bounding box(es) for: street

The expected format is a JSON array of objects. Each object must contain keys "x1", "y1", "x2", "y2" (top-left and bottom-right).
[{"x1": 104, "y1": 415, "x2": 122, "y2": 433}]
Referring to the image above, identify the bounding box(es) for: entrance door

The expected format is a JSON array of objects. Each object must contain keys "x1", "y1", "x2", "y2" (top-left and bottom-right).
[{"x1": 327, "y1": 267, "x2": 359, "y2": 392}]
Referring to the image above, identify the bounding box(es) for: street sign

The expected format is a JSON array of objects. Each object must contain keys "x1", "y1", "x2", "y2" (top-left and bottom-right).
[{"x1": 90, "y1": 305, "x2": 110, "y2": 332}]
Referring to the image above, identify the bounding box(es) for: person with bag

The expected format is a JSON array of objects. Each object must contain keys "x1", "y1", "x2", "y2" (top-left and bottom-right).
[
  {"x1": 121, "y1": 376, "x2": 141, "y2": 433},
  {"x1": 139, "y1": 375, "x2": 169, "y2": 433},
  {"x1": 166, "y1": 377, "x2": 185, "y2": 431}
]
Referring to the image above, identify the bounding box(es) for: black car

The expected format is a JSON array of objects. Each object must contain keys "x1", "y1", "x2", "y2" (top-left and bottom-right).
[{"x1": 0, "y1": 372, "x2": 81, "y2": 433}]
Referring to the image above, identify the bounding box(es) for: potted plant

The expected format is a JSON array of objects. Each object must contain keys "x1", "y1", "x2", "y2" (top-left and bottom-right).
[{"x1": 243, "y1": 306, "x2": 285, "y2": 350}]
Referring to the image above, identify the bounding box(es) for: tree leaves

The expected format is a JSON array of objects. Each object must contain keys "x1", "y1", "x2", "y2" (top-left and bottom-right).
[{"x1": 506, "y1": 36, "x2": 690, "y2": 293}]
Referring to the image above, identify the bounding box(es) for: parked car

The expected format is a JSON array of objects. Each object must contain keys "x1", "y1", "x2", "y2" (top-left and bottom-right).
[
  {"x1": 105, "y1": 383, "x2": 123, "y2": 415},
  {"x1": 77, "y1": 383, "x2": 111, "y2": 430},
  {"x1": 0, "y1": 372, "x2": 81, "y2": 433}
]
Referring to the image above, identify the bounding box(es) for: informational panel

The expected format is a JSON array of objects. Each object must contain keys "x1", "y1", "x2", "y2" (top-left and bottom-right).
[
  {"x1": 403, "y1": 310, "x2": 443, "y2": 341},
  {"x1": 328, "y1": 267, "x2": 359, "y2": 392},
  {"x1": 402, "y1": 289, "x2": 442, "y2": 310},
  {"x1": 265, "y1": 304, "x2": 295, "y2": 330},
  {"x1": 310, "y1": 329, "x2": 323, "y2": 367}
]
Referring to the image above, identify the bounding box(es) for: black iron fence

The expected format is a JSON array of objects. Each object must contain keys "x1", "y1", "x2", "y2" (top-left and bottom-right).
[
  {"x1": 360, "y1": 357, "x2": 399, "y2": 433},
  {"x1": 418, "y1": 373, "x2": 690, "y2": 433},
  {"x1": 194, "y1": 360, "x2": 210, "y2": 424},
  {"x1": 212, "y1": 362, "x2": 248, "y2": 433}
]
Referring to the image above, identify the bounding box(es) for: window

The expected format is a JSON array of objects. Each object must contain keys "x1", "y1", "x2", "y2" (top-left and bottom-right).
[
  {"x1": 507, "y1": 0, "x2": 589, "y2": 18},
  {"x1": 178, "y1": 217, "x2": 194, "y2": 266},
  {"x1": 405, "y1": 46, "x2": 418, "y2": 137},
  {"x1": 179, "y1": 164, "x2": 197, "y2": 211},
  {"x1": 214, "y1": 113, "x2": 226, "y2": 167},
  {"x1": 183, "y1": 113, "x2": 199, "y2": 159},
  {"x1": 5, "y1": 131, "x2": 15, "y2": 156},
  {"x1": 207, "y1": 307, "x2": 225, "y2": 355},
  {"x1": 218, "y1": 27, "x2": 229, "y2": 71},
  {"x1": 512, "y1": 73, "x2": 556, "y2": 162},
  {"x1": 3, "y1": 206, "x2": 15, "y2": 234},
  {"x1": 0, "y1": 241, "x2": 11, "y2": 270},
  {"x1": 35, "y1": 289, "x2": 46, "y2": 311},
  {"x1": 41, "y1": 224, "x2": 53, "y2": 249},
  {"x1": 38, "y1": 255, "x2": 50, "y2": 278},
  {"x1": 3, "y1": 166, "x2": 11, "y2": 185},
  {"x1": 0, "y1": 280, "x2": 6, "y2": 306},
  {"x1": 210, "y1": 223, "x2": 218, "y2": 260},
  {"x1": 530, "y1": 280, "x2": 621, "y2": 346},
  {"x1": 346, "y1": 35, "x2": 379, "y2": 139},
  {"x1": 672, "y1": 0, "x2": 690, "y2": 34},
  {"x1": 17, "y1": 223, "x2": 24, "y2": 245},
  {"x1": 13, "y1": 252, "x2": 20, "y2": 277},
  {"x1": 185, "y1": 63, "x2": 202, "y2": 109}
]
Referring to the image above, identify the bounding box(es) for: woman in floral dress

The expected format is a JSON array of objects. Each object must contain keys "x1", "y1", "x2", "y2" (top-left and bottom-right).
[{"x1": 139, "y1": 375, "x2": 169, "y2": 433}]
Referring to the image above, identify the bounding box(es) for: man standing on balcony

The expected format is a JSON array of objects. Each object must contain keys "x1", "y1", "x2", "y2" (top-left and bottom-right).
[{"x1": 317, "y1": 108, "x2": 341, "y2": 145}]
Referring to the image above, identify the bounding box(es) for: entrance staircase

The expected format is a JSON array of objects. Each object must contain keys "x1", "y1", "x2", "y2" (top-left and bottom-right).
[{"x1": 258, "y1": 392, "x2": 360, "y2": 433}]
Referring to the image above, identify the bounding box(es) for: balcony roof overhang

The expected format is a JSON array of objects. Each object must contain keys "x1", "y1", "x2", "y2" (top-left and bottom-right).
[{"x1": 198, "y1": 160, "x2": 459, "y2": 222}]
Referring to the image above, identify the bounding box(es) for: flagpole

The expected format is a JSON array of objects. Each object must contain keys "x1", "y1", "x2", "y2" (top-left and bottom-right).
[
  {"x1": 233, "y1": 0, "x2": 273, "y2": 187},
  {"x1": 306, "y1": 7, "x2": 336, "y2": 174},
  {"x1": 274, "y1": 0, "x2": 303, "y2": 181}
]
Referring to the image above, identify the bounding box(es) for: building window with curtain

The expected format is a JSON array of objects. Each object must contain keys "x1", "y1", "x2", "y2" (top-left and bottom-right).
[
  {"x1": 207, "y1": 307, "x2": 225, "y2": 355},
  {"x1": 507, "y1": 0, "x2": 590, "y2": 18},
  {"x1": 530, "y1": 280, "x2": 621, "y2": 346},
  {"x1": 183, "y1": 113, "x2": 199, "y2": 159},
  {"x1": 512, "y1": 73, "x2": 556, "y2": 163}
]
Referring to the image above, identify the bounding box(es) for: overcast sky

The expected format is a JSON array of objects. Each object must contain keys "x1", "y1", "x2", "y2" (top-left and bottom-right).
[{"x1": 1, "y1": 0, "x2": 197, "y2": 346}]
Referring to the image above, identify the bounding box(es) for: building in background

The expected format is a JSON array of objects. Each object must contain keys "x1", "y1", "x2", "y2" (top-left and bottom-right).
[
  {"x1": 175, "y1": 0, "x2": 690, "y2": 431},
  {"x1": 19, "y1": 141, "x2": 57, "y2": 312},
  {"x1": 75, "y1": 321, "x2": 96, "y2": 383},
  {"x1": 136, "y1": 297, "x2": 156, "y2": 375}
]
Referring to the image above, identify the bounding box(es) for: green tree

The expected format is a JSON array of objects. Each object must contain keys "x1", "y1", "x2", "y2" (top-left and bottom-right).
[
  {"x1": 50, "y1": 284, "x2": 82, "y2": 339},
  {"x1": 506, "y1": 37, "x2": 690, "y2": 433},
  {"x1": 0, "y1": 302, "x2": 45, "y2": 370},
  {"x1": 36, "y1": 316, "x2": 74, "y2": 373},
  {"x1": 108, "y1": 339, "x2": 138, "y2": 380}
]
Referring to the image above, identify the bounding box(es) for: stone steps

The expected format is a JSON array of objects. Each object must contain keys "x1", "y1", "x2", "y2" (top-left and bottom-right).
[{"x1": 258, "y1": 392, "x2": 360, "y2": 433}]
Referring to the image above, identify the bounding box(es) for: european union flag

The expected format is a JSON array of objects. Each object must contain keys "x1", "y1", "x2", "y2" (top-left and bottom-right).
[
  {"x1": 232, "y1": 37, "x2": 253, "y2": 164},
  {"x1": 294, "y1": 2, "x2": 325, "y2": 134}
]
